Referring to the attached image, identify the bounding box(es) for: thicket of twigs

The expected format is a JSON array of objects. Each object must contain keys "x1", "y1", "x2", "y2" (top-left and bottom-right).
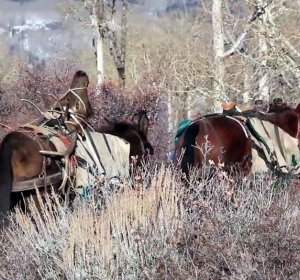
[
  {"x1": 0, "y1": 63, "x2": 170, "y2": 161},
  {"x1": 0, "y1": 166, "x2": 300, "y2": 280}
]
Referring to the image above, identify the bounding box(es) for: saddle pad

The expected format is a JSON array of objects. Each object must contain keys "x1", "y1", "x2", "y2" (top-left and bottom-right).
[
  {"x1": 75, "y1": 131, "x2": 130, "y2": 188},
  {"x1": 247, "y1": 118, "x2": 300, "y2": 173},
  {"x1": 175, "y1": 119, "x2": 193, "y2": 145}
]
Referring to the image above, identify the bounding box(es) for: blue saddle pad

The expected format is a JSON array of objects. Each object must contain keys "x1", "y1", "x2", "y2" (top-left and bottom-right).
[{"x1": 175, "y1": 119, "x2": 192, "y2": 145}]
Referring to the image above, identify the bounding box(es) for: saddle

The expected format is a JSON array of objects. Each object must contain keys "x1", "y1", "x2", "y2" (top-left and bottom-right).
[{"x1": 12, "y1": 123, "x2": 76, "y2": 192}]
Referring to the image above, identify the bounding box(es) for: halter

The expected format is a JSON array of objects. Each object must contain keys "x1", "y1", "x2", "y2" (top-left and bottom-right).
[
  {"x1": 68, "y1": 87, "x2": 88, "y2": 114},
  {"x1": 59, "y1": 87, "x2": 88, "y2": 115}
]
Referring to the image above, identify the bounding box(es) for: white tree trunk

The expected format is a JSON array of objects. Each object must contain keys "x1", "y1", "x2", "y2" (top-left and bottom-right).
[
  {"x1": 257, "y1": 0, "x2": 269, "y2": 102},
  {"x1": 167, "y1": 90, "x2": 173, "y2": 132},
  {"x1": 93, "y1": 0, "x2": 105, "y2": 93},
  {"x1": 243, "y1": 63, "x2": 252, "y2": 103},
  {"x1": 212, "y1": 0, "x2": 225, "y2": 112},
  {"x1": 96, "y1": 35, "x2": 104, "y2": 87}
]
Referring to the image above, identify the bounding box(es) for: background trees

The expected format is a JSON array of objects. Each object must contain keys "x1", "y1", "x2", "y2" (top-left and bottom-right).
[
  {"x1": 0, "y1": 0, "x2": 300, "y2": 133},
  {"x1": 61, "y1": 0, "x2": 128, "y2": 89}
]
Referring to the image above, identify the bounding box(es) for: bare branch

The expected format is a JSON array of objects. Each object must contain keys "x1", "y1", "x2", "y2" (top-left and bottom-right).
[{"x1": 221, "y1": 5, "x2": 267, "y2": 59}]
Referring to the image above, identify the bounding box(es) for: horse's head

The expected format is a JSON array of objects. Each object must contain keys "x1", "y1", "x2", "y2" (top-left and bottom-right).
[
  {"x1": 59, "y1": 70, "x2": 92, "y2": 119},
  {"x1": 265, "y1": 100, "x2": 300, "y2": 141},
  {"x1": 268, "y1": 98, "x2": 289, "y2": 113},
  {"x1": 58, "y1": 70, "x2": 92, "y2": 132},
  {"x1": 100, "y1": 111, "x2": 154, "y2": 165},
  {"x1": 135, "y1": 111, "x2": 154, "y2": 157}
]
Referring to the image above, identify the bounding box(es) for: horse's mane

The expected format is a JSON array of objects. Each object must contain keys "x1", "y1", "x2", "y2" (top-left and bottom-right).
[{"x1": 98, "y1": 120, "x2": 138, "y2": 135}]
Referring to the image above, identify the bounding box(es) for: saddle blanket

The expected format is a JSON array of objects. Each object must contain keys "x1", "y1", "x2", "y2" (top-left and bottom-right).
[
  {"x1": 247, "y1": 118, "x2": 300, "y2": 174},
  {"x1": 75, "y1": 131, "x2": 130, "y2": 189}
]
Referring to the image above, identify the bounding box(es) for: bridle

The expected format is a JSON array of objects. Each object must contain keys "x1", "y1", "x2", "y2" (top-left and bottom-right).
[
  {"x1": 68, "y1": 87, "x2": 88, "y2": 114},
  {"x1": 59, "y1": 87, "x2": 88, "y2": 115}
]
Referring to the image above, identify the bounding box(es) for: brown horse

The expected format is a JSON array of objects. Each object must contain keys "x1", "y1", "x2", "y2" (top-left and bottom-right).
[
  {"x1": 175, "y1": 114, "x2": 253, "y2": 177},
  {"x1": 97, "y1": 111, "x2": 154, "y2": 166},
  {"x1": 175, "y1": 110, "x2": 300, "y2": 178},
  {"x1": 265, "y1": 100, "x2": 300, "y2": 141},
  {"x1": 0, "y1": 70, "x2": 91, "y2": 225},
  {"x1": 249, "y1": 98, "x2": 300, "y2": 141}
]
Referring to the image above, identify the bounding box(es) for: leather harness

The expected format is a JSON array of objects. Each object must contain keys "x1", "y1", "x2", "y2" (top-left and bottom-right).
[{"x1": 12, "y1": 124, "x2": 73, "y2": 192}]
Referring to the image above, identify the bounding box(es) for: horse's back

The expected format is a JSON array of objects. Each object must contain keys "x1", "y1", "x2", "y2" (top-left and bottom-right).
[
  {"x1": 196, "y1": 116, "x2": 250, "y2": 162},
  {"x1": 176, "y1": 115, "x2": 252, "y2": 175}
]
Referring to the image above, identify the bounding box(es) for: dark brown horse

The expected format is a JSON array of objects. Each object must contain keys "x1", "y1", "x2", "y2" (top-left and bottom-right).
[
  {"x1": 265, "y1": 100, "x2": 300, "y2": 141},
  {"x1": 0, "y1": 70, "x2": 92, "y2": 225},
  {"x1": 175, "y1": 115, "x2": 253, "y2": 177},
  {"x1": 249, "y1": 98, "x2": 300, "y2": 141},
  {"x1": 97, "y1": 111, "x2": 154, "y2": 166},
  {"x1": 175, "y1": 106, "x2": 300, "y2": 178}
]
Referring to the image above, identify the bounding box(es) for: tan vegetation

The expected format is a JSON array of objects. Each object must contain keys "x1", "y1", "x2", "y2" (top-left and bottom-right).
[
  {"x1": 1, "y1": 167, "x2": 300, "y2": 279},
  {"x1": 1, "y1": 1, "x2": 300, "y2": 279}
]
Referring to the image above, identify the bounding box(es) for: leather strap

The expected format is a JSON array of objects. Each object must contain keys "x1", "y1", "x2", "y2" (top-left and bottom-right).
[{"x1": 12, "y1": 172, "x2": 63, "y2": 192}]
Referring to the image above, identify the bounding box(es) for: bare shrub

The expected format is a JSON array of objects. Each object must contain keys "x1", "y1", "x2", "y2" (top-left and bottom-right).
[
  {"x1": 1, "y1": 166, "x2": 300, "y2": 280},
  {"x1": 89, "y1": 75, "x2": 170, "y2": 162},
  {"x1": 179, "y1": 168, "x2": 300, "y2": 279},
  {"x1": 0, "y1": 167, "x2": 185, "y2": 280},
  {"x1": 0, "y1": 62, "x2": 76, "y2": 139},
  {"x1": 0, "y1": 64, "x2": 170, "y2": 161}
]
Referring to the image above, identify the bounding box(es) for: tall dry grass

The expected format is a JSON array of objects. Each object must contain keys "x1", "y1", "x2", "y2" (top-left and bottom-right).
[
  {"x1": 0, "y1": 167, "x2": 185, "y2": 280},
  {"x1": 1, "y1": 166, "x2": 300, "y2": 279}
]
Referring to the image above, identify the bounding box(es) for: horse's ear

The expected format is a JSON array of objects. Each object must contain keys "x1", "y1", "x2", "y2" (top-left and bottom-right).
[
  {"x1": 138, "y1": 111, "x2": 149, "y2": 136},
  {"x1": 103, "y1": 117, "x2": 113, "y2": 128},
  {"x1": 273, "y1": 98, "x2": 283, "y2": 106},
  {"x1": 254, "y1": 99, "x2": 263, "y2": 105}
]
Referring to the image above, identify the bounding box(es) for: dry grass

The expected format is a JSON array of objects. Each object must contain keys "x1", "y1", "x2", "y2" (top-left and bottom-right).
[
  {"x1": 1, "y1": 166, "x2": 300, "y2": 280},
  {"x1": 0, "y1": 167, "x2": 185, "y2": 280}
]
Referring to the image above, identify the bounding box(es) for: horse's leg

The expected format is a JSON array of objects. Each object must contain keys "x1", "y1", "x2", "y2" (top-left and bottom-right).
[
  {"x1": 181, "y1": 123, "x2": 200, "y2": 178},
  {"x1": 0, "y1": 138, "x2": 13, "y2": 227}
]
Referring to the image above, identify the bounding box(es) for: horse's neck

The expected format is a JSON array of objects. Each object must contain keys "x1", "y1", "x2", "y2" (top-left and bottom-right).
[
  {"x1": 261, "y1": 111, "x2": 293, "y2": 134},
  {"x1": 98, "y1": 125, "x2": 134, "y2": 144},
  {"x1": 295, "y1": 104, "x2": 300, "y2": 115}
]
